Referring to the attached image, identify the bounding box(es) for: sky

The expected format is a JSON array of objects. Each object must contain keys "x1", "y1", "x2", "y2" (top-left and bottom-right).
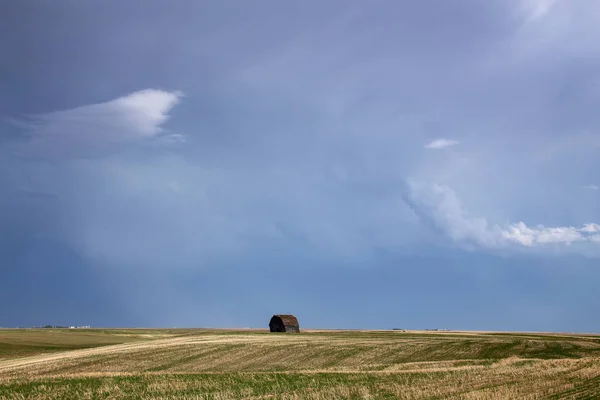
[{"x1": 1, "y1": 0, "x2": 599, "y2": 331}]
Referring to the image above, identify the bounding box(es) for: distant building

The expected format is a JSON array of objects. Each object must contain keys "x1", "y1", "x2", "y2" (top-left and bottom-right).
[{"x1": 269, "y1": 314, "x2": 300, "y2": 333}]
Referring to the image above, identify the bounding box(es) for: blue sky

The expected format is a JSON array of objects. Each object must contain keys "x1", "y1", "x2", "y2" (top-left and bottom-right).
[{"x1": 1, "y1": 0, "x2": 599, "y2": 331}]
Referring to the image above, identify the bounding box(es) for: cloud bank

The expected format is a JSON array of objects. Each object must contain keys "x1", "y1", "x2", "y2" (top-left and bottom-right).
[
  {"x1": 404, "y1": 180, "x2": 600, "y2": 252},
  {"x1": 2, "y1": 0, "x2": 600, "y2": 270},
  {"x1": 12, "y1": 89, "x2": 183, "y2": 159}
]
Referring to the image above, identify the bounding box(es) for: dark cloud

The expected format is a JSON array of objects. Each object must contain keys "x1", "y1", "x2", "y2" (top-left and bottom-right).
[{"x1": 1, "y1": 0, "x2": 599, "y2": 329}]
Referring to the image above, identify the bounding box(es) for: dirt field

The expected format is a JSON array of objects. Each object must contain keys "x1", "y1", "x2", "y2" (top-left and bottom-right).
[{"x1": 1, "y1": 328, "x2": 600, "y2": 399}]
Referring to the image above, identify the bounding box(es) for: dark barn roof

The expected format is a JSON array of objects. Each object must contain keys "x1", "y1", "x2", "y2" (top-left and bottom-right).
[
  {"x1": 274, "y1": 315, "x2": 298, "y2": 326},
  {"x1": 269, "y1": 314, "x2": 300, "y2": 333}
]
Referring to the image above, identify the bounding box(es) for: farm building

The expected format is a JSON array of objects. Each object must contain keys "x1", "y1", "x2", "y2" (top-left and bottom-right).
[{"x1": 269, "y1": 314, "x2": 300, "y2": 333}]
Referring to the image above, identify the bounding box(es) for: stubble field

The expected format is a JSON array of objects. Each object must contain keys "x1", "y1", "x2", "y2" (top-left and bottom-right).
[{"x1": 1, "y1": 328, "x2": 600, "y2": 399}]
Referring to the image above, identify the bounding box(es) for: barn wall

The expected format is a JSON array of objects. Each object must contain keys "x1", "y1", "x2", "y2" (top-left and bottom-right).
[{"x1": 284, "y1": 324, "x2": 299, "y2": 333}]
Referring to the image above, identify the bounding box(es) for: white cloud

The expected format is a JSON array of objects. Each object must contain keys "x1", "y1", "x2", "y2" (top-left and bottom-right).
[
  {"x1": 502, "y1": 223, "x2": 584, "y2": 246},
  {"x1": 402, "y1": 180, "x2": 498, "y2": 247},
  {"x1": 108, "y1": 89, "x2": 182, "y2": 136},
  {"x1": 424, "y1": 139, "x2": 459, "y2": 150},
  {"x1": 580, "y1": 223, "x2": 600, "y2": 233},
  {"x1": 15, "y1": 89, "x2": 183, "y2": 159},
  {"x1": 583, "y1": 185, "x2": 599, "y2": 190},
  {"x1": 405, "y1": 180, "x2": 600, "y2": 253}
]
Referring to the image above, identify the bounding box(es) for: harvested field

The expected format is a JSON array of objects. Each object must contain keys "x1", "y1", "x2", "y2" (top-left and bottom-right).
[{"x1": 1, "y1": 329, "x2": 599, "y2": 399}]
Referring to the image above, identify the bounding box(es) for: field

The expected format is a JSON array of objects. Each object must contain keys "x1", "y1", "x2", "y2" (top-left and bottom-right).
[{"x1": 1, "y1": 329, "x2": 600, "y2": 399}]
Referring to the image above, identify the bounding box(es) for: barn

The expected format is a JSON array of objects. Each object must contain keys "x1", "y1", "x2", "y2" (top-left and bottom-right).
[{"x1": 269, "y1": 314, "x2": 300, "y2": 333}]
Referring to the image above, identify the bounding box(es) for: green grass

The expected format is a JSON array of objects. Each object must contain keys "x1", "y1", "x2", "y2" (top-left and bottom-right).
[
  {"x1": 2, "y1": 369, "x2": 600, "y2": 400},
  {"x1": 0, "y1": 328, "x2": 191, "y2": 359}
]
